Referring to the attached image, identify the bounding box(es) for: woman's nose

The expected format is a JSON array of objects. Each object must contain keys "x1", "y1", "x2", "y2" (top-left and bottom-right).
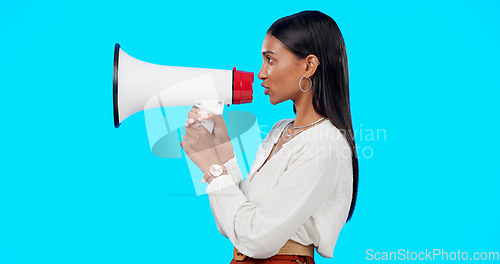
[{"x1": 258, "y1": 64, "x2": 267, "y2": 80}]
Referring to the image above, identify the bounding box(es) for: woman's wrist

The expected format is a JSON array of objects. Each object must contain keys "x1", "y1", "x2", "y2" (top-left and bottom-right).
[{"x1": 215, "y1": 141, "x2": 234, "y2": 164}]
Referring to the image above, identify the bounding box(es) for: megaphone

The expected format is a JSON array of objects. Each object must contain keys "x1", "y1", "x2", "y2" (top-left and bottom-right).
[{"x1": 113, "y1": 43, "x2": 254, "y2": 131}]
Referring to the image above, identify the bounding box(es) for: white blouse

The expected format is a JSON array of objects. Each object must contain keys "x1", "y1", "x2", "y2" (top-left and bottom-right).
[{"x1": 206, "y1": 118, "x2": 353, "y2": 259}]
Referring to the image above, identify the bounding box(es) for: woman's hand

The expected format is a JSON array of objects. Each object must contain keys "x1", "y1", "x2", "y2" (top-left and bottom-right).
[
  {"x1": 180, "y1": 107, "x2": 222, "y2": 175},
  {"x1": 186, "y1": 106, "x2": 235, "y2": 164}
]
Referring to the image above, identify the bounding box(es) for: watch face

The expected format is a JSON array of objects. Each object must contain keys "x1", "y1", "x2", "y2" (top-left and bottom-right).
[{"x1": 209, "y1": 164, "x2": 223, "y2": 177}]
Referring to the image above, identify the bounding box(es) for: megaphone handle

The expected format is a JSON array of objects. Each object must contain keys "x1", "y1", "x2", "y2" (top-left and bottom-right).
[
  {"x1": 201, "y1": 119, "x2": 214, "y2": 134},
  {"x1": 196, "y1": 107, "x2": 214, "y2": 133},
  {"x1": 195, "y1": 101, "x2": 224, "y2": 134}
]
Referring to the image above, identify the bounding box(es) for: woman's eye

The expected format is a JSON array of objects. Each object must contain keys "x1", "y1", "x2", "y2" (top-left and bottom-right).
[{"x1": 266, "y1": 56, "x2": 274, "y2": 63}]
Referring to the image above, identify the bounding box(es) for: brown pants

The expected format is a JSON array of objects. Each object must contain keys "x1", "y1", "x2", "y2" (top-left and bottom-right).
[{"x1": 230, "y1": 254, "x2": 315, "y2": 264}]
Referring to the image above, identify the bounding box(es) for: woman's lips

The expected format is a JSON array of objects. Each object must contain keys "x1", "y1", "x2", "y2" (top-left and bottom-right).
[{"x1": 262, "y1": 83, "x2": 269, "y2": 95}]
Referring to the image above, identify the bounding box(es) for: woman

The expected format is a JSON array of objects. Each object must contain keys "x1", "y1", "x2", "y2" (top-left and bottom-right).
[{"x1": 180, "y1": 10, "x2": 359, "y2": 264}]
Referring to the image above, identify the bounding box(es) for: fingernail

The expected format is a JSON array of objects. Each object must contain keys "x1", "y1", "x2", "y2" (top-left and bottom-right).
[
  {"x1": 188, "y1": 118, "x2": 194, "y2": 123},
  {"x1": 185, "y1": 123, "x2": 189, "y2": 127}
]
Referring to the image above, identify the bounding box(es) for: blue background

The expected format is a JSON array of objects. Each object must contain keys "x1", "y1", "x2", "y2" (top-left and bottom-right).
[{"x1": 1, "y1": 0, "x2": 499, "y2": 263}]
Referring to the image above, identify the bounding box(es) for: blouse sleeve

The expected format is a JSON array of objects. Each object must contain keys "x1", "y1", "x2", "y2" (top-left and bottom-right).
[
  {"x1": 211, "y1": 120, "x2": 286, "y2": 238},
  {"x1": 206, "y1": 140, "x2": 346, "y2": 259},
  {"x1": 222, "y1": 154, "x2": 243, "y2": 189},
  {"x1": 211, "y1": 154, "x2": 243, "y2": 238}
]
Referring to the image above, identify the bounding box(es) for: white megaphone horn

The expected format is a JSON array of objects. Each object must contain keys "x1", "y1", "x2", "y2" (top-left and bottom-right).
[{"x1": 113, "y1": 43, "x2": 254, "y2": 131}]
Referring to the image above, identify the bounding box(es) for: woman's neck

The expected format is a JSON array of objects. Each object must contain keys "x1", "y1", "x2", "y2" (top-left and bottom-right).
[{"x1": 292, "y1": 98, "x2": 325, "y2": 128}]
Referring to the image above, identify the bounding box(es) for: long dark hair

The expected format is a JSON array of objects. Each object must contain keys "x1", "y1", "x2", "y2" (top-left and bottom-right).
[{"x1": 268, "y1": 10, "x2": 359, "y2": 222}]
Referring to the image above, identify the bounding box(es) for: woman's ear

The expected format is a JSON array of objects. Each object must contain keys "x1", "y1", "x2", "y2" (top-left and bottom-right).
[{"x1": 303, "y1": 54, "x2": 320, "y2": 78}]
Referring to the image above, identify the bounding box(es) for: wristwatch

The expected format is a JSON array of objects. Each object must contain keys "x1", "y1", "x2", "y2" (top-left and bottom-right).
[{"x1": 201, "y1": 164, "x2": 228, "y2": 183}]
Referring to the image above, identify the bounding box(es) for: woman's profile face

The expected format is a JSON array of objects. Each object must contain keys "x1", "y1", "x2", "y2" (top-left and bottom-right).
[{"x1": 258, "y1": 34, "x2": 306, "y2": 105}]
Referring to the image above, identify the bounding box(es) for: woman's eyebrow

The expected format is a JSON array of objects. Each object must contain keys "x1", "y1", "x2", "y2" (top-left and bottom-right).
[{"x1": 262, "y1": 51, "x2": 276, "y2": 56}]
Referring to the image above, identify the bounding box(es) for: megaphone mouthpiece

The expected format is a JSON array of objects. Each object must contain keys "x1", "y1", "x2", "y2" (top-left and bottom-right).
[{"x1": 233, "y1": 67, "x2": 253, "y2": 104}]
